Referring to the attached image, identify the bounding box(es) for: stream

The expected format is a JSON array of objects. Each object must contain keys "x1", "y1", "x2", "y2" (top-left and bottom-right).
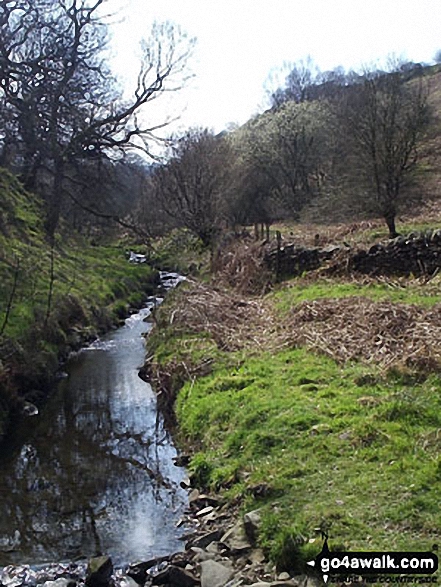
[{"x1": 0, "y1": 273, "x2": 188, "y2": 568}]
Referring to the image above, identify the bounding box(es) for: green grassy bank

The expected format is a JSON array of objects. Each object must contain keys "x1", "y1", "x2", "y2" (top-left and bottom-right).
[
  {"x1": 0, "y1": 169, "x2": 158, "y2": 440},
  {"x1": 147, "y1": 278, "x2": 441, "y2": 572}
]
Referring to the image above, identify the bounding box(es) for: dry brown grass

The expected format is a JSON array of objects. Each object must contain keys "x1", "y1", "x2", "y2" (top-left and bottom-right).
[
  {"x1": 212, "y1": 239, "x2": 273, "y2": 295},
  {"x1": 281, "y1": 297, "x2": 441, "y2": 371},
  {"x1": 168, "y1": 279, "x2": 278, "y2": 352},
  {"x1": 267, "y1": 220, "x2": 383, "y2": 250},
  {"x1": 163, "y1": 277, "x2": 441, "y2": 374}
]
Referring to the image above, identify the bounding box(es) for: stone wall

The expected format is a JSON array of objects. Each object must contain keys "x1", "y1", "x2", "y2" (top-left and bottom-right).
[
  {"x1": 350, "y1": 229, "x2": 441, "y2": 276},
  {"x1": 264, "y1": 229, "x2": 441, "y2": 278}
]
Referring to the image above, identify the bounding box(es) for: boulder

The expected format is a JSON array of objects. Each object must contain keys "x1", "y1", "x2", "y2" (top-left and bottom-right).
[
  {"x1": 85, "y1": 556, "x2": 113, "y2": 587},
  {"x1": 200, "y1": 560, "x2": 233, "y2": 587},
  {"x1": 151, "y1": 565, "x2": 198, "y2": 587},
  {"x1": 243, "y1": 509, "x2": 262, "y2": 545}
]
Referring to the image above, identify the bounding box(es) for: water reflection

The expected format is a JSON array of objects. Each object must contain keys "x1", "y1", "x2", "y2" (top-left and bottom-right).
[{"x1": 0, "y1": 297, "x2": 187, "y2": 566}]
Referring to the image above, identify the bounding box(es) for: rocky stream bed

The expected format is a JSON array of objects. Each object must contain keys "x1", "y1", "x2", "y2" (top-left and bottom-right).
[{"x1": 0, "y1": 486, "x2": 323, "y2": 587}]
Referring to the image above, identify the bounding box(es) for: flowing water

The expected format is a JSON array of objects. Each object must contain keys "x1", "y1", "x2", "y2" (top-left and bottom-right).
[{"x1": 0, "y1": 274, "x2": 188, "y2": 567}]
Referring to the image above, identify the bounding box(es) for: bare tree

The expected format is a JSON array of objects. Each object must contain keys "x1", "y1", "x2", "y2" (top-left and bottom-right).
[
  {"x1": 152, "y1": 129, "x2": 234, "y2": 247},
  {"x1": 0, "y1": 0, "x2": 195, "y2": 239},
  {"x1": 270, "y1": 57, "x2": 320, "y2": 107},
  {"x1": 332, "y1": 62, "x2": 430, "y2": 237}
]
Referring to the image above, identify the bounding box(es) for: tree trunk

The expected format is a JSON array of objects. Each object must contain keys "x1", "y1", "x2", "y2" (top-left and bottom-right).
[
  {"x1": 45, "y1": 159, "x2": 64, "y2": 240},
  {"x1": 1, "y1": 256, "x2": 20, "y2": 336},
  {"x1": 385, "y1": 212, "x2": 399, "y2": 239}
]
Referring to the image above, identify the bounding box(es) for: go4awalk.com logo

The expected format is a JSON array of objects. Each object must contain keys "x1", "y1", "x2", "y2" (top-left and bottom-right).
[{"x1": 307, "y1": 537, "x2": 438, "y2": 584}]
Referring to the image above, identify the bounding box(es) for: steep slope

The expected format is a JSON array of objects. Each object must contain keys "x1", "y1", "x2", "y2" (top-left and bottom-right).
[{"x1": 0, "y1": 169, "x2": 157, "y2": 440}]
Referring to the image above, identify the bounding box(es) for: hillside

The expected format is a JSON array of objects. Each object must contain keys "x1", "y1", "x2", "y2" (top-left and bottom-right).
[
  {"x1": 0, "y1": 169, "x2": 158, "y2": 441},
  {"x1": 229, "y1": 63, "x2": 441, "y2": 231}
]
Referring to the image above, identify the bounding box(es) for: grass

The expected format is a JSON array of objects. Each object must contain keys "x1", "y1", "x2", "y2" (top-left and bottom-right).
[
  {"x1": 1, "y1": 237, "x2": 157, "y2": 341},
  {"x1": 0, "y1": 166, "x2": 157, "y2": 342},
  {"x1": 150, "y1": 228, "x2": 210, "y2": 275},
  {"x1": 174, "y1": 346, "x2": 441, "y2": 570},
  {"x1": 272, "y1": 276, "x2": 441, "y2": 311},
  {"x1": 147, "y1": 269, "x2": 441, "y2": 572},
  {"x1": 0, "y1": 168, "x2": 158, "y2": 438}
]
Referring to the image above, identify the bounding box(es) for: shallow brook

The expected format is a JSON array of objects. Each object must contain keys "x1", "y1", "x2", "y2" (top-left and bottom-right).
[{"x1": 0, "y1": 274, "x2": 188, "y2": 567}]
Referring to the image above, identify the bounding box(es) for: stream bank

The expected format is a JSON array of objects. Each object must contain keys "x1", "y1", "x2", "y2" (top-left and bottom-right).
[
  {"x1": 0, "y1": 273, "x2": 190, "y2": 568},
  {"x1": 137, "y1": 272, "x2": 441, "y2": 585},
  {"x1": 0, "y1": 264, "x2": 160, "y2": 445},
  {"x1": 0, "y1": 274, "x2": 325, "y2": 587}
]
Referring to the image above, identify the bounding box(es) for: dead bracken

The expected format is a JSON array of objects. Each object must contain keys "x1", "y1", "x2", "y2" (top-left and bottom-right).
[
  {"x1": 155, "y1": 278, "x2": 441, "y2": 373},
  {"x1": 164, "y1": 279, "x2": 278, "y2": 352},
  {"x1": 282, "y1": 296, "x2": 441, "y2": 370}
]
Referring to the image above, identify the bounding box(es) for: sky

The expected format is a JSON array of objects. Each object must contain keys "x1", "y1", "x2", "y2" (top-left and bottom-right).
[{"x1": 108, "y1": 0, "x2": 441, "y2": 136}]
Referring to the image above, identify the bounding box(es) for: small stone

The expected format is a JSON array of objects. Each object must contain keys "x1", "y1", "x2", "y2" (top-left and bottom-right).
[
  {"x1": 119, "y1": 577, "x2": 139, "y2": 587},
  {"x1": 200, "y1": 560, "x2": 234, "y2": 587},
  {"x1": 172, "y1": 454, "x2": 191, "y2": 467},
  {"x1": 43, "y1": 581, "x2": 76, "y2": 587},
  {"x1": 264, "y1": 563, "x2": 275, "y2": 574},
  {"x1": 248, "y1": 548, "x2": 266, "y2": 564},
  {"x1": 243, "y1": 509, "x2": 262, "y2": 545},
  {"x1": 248, "y1": 483, "x2": 272, "y2": 498},
  {"x1": 181, "y1": 476, "x2": 192, "y2": 489},
  {"x1": 189, "y1": 529, "x2": 223, "y2": 549},
  {"x1": 190, "y1": 547, "x2": 216, "y2": 562},
  {"x1": 277, "y1": 572, "x2": 291, "y2": 581},
  {"x1": 22, "y1": 401, "x2": 39, "y2": 417},
  {"x1": 221, "y1": 520, "x2": 252, "y2": 552},
  {"x1": 85, "y1": 556, "x2": 113, "y2": 587},
  {"x1": 196, "y1": 506, "x2": 215, "y2": 517},
  {"x1": 195, "y1": 494, "x2": 223, "y2": 506},
  {"x1": 206, "y1": 541, "x2": 221, "y2": 554},
  {"x1": 127, "y1": 557, "x2": 169, "y2": 584},
  {"x1": 188, "y1": 488, "x2": 200, "y2": 503}
]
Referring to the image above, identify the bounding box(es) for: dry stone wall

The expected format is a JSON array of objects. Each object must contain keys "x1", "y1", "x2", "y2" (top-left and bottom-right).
[{"x1": 264, "y1": 229, "x2": 441, "y2": 278}]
